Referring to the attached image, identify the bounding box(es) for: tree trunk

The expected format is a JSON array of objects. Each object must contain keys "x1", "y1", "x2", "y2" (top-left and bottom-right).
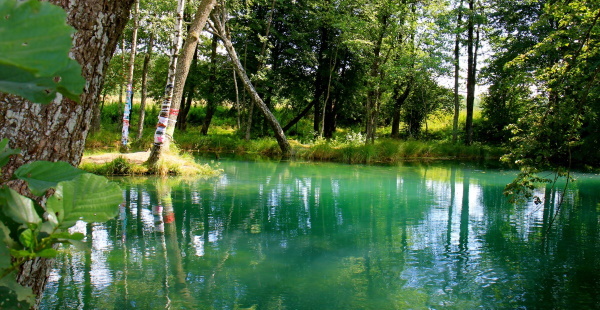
[
  {"x1": 283, "y1": 100, "x2": 315, "y2": 132},
  {"x1": 452, "y1": 0, "x2": 463, "y2": 143},
  {"x1": 137, "y1": 29, "x2": 155, "y2": 140},
  {"x1": 313, "y1": 27, "x2": 330, "y2": 135},
  {"x1": 121, "y1": 0, "x2": 140, "y2": 151},
  {"x1": 147, "y1": 0, "x2": 216, "y2": 166},
  {"x1": 146, "y1": 0, "x2": 188, "y2": 166},
  {"x1": 0, "y1": 0, "x2": 134, "y2": 303},
  {"x1": 201, "y1": 34, "x2": 219, "y2": 135},
  {"x1": 211, "y1": 9, "x2": 292, "y2": 157},
  {"x1": 391, "y1": 81, "x2": 412, "y2": 138},
  {"x1": 465, "y1": 0, "x2": 476, "y2": 145},
  {"x1": 365, "y1": 13, "x2": 388, "y2": 144}
]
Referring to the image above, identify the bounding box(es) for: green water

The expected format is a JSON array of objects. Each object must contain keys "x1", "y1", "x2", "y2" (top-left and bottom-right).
[{"x1": 40, "y1": 160, "x2": 600, "y2": 309}]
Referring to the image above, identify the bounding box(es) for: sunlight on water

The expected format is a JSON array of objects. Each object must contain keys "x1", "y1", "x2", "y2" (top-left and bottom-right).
[{"x1": 41, "y1": 161, "x2": 600, "y2": 309}]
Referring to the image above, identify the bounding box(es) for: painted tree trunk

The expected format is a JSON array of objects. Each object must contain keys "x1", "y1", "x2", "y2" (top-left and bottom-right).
[
  {"x1": 0, "y1": 0, "x2": 134, "y2": 303},
  {"x1": 121, "y1": 0, "x2": 140, "y2": 151},
  {"x1": 147, "y1": 0, "x2": 216, "y2": 166},
  {"x1": 146, "y1": 0, "x2": 187, "y2": 166},
  {"x1": 137, "y1": 29, "x2": 155, "y2": 140},
  {"x1": 211, "y1": 11, "x2": 292, "y2": 157}
]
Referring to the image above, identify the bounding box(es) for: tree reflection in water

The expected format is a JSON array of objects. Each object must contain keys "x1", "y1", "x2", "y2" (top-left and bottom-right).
[{"x1": 41, "y1": 161, "x2": 600, "y2": 309}]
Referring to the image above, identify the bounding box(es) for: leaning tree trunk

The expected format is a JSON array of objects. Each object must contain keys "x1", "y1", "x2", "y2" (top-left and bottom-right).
[
  {"x1": 147, "y1": 0, "x2": 216, "y2": 166},
  {"x1": 210, "y1": 8, "x2": 292, "y2": 157},
  {"x1": 0, "y1": 0, "x2": 134, "y2": 303},
  {"x1": 146, "y1": 0, "x2": 187, "y2": 166}
]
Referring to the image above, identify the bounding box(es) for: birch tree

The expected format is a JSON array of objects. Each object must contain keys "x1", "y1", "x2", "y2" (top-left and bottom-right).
[
  {"x1": 209, "y1": 2, "x2": 292, "y2": 157},
  {"x1": 0, "y1": 0, "x2": 135, "y2": 302},
  {"x1": 146, "y1": 0, "x2": 186, "y2": 166},
  {"x1": 121, "y1": 0, "x2": 140, "y2": 152},
  {"x1": 146, "y1": 0, "x2": 217, "y2": 166}
]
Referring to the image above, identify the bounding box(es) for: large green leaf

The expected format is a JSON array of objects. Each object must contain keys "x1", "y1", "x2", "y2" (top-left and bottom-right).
[
  {"x1": 14, "y1": 161, "x2": 86, "y2": 196},
  {"x1": 0, "y1": 139, "x2": 20, "y2": 168},
  {"x1": 0, "y1": 222, "x2": 12, "y2": 270},
  {"x1": 0, "y1": 187, "x2": 41, "y2": 225},
  {"x1": 46, "y1": 174, "x2": 122, "y2": 228},
  {"x1": 0, "y1": 0, "x2": 84, "y2": 103},
  {"x1": 0, "y1": 271, "x2": 35, "y2": 307}
]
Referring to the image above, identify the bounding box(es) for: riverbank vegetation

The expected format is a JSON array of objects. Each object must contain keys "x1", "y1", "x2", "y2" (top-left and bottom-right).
[{"x1": 94, "y1": 0, "x2": 599, "y2": 174}]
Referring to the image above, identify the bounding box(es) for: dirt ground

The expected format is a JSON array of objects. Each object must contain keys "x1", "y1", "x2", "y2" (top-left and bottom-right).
[{"x1": 81, "y1": 151, "x2": 151, "y2": 165}]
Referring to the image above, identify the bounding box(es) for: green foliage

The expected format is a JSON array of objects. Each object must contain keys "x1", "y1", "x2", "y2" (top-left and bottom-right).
[
  {"x1": 0, "y1": 141, "x2": 122, "y2": 307},
  {"x1": 0, "y1": 0, "x2": 85, "y2": 103}
]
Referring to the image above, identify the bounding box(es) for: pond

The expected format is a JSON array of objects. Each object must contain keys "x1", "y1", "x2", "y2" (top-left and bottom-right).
[{"x1": 40, "y1": 160, "x2": 600, "y2": 309}]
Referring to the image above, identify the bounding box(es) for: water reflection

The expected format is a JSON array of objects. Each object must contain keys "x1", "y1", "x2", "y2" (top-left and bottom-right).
[{"x1": 41, "y1": 161, "x2": 600, "y2": 309}]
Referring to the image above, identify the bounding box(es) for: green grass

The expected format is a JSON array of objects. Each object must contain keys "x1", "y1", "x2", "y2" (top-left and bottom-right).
[{"x1": 87, "y1": 102, "x2": 504, "y2": 165}]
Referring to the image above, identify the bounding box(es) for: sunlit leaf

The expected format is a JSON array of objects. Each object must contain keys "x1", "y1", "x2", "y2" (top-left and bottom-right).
[
  {"x1": 18, "y1": 229, "x2": 34, "y2": 249},
  {"x1": 0, "y1": 187, "x2": 41, "y2": 225},
  {"x1": 0, "y1": 270, "x2": 35, "y2": 305},
  {"x1": 46, "y1": 174, "x2": 122, "y2": 228},
  {"x1": 0, "y1": 0, "x2": 84, "y2": 103},
  {"x1": 14, "y1": 161, "x2": 86, "y2": 196},
  {"x1": 36, "y1": 248, "x2": 58, "y2": 258}
]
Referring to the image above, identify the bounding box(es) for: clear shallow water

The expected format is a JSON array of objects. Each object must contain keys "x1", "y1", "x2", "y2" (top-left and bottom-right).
[{"x1": 40, "y1": 160, "x2": 600, "y2": 309}]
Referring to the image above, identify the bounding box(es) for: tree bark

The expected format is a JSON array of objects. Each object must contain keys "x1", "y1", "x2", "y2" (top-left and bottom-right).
[
  {"x1": 137, "y1": 29, "x2": 155, "y2": 140},
  {"x1": 365, "y1": 13, "x2": 388, "y2": 144},
  {"x1": 452, "y1": 0, "x2": 464, "y2": 143},
  {"x1": 147, "y1": 0, "x2": 216, "y2": 166},
  {"x1": 391, "y1": 81, "x2": 412, "y2": 138},
  {"x1": 465, "y1": 0, "x2": 477, "y2": 145},
  {"x1": 0, "y1": 0, "x2": 134, "y2": 303},
  {"x1": 201, "y1": 34, "x2": 219, "y2": 135},
  {"x1": 121, "y1": 0, "x2": 140, "y2": 151},
  {"x1": 210, "y1": 9, "x2": 292, "y2": 157},
  {"x1": 147, "y1": 0, "x2": 188, "y2": 166}
]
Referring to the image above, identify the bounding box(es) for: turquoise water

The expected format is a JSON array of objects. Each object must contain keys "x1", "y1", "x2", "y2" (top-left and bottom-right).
[{"x1": 40, "y1": 160, "x2": 600, "y2": 309}]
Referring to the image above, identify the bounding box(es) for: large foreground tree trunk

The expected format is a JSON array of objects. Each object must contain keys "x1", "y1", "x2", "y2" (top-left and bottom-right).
[{"x1": 0, "y1": 0, "x2": 134, "y2": 303}]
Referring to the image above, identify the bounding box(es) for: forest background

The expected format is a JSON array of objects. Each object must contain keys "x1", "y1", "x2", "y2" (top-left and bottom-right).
[{"x1": 94, "y1": 0, "x2": 600, "y2": 173}]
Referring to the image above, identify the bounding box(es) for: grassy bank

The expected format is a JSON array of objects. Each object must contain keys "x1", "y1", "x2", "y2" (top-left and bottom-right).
[
  {"x1": 86, "y1": 101, "x2": 504, "y2": 166},
  {"x1": 79, "y1": 151, "x2": 223, "y2": 177}
]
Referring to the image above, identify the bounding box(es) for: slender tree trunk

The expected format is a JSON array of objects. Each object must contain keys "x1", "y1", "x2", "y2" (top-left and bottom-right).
[
  {"x1": 121, "y1": 0, "x2": 140, "y2": 151},
  {"x1": 201, "y1": 34, "x2": 219, "y2": 135},
  {"x1": 283, "y1": 100, "x2": 315, "y2": 132},
  {"x1": 465, "y1": 0, "x2": 476, "y2": 145},
  {"x1": 365, "y1": 13, "x2": 388, "y2": 144},
  {"x1": 137, "y1": 28, "x2": 155, "y2": 140},
  {"x1": 313, "y1": 27, "x2": 329, "y2": 135},
  {"x1": 147, "y1": 0, "x2": 216, "y2": 166},
  {"x1": 210, "y1": 9, "x2": 292, "y2": 157},
  {"x1": 118, "y1": 39, "x2": 125, "y2": 105},
  {"x1": 0, "y1": 0, "x2": 134, "y2": 303},
  {"x1": 452, "y1": 0, "x2": 464, "y2": 143},
  {"x1": 233, "y1": 70, "x2": 241, "y2": 129}
]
